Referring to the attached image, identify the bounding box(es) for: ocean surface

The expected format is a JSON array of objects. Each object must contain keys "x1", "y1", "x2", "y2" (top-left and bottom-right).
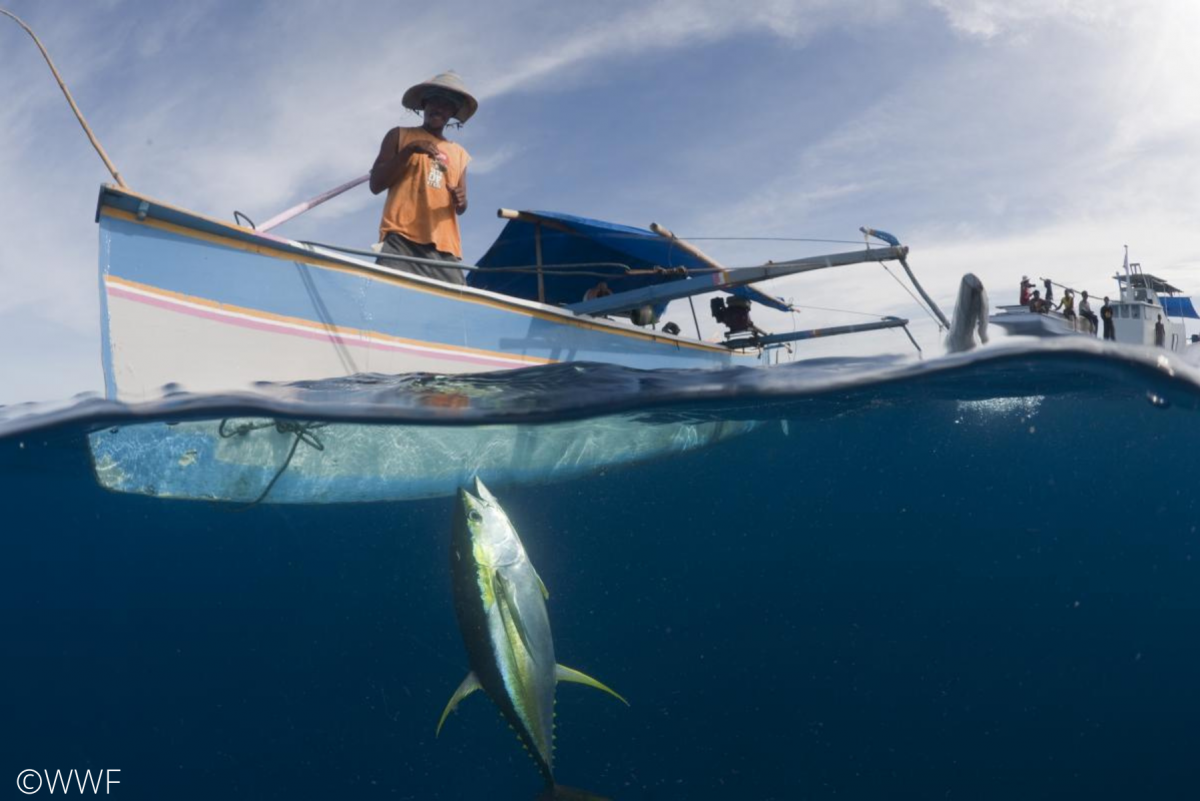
[{"x1": 3, "y1": 338, "x2": 1200, "y2": 800}]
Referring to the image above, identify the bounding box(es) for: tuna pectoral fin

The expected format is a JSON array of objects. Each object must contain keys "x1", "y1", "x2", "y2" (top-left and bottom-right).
[
  {"x1": 555, "y1": 664, "x2": 629, "y2": 706},
  {"x1": 533, "y1": 566, "x2": 550, "y2": 600},
  {"x1": 436, "y1": 671, "x2": 481, "y2": 737},
  {"x1": 495, "y1": 570, "x2": 539, "y2": 660},
  {"x1": 535, "y1": 784, "x2": 612, "y2": 801}
]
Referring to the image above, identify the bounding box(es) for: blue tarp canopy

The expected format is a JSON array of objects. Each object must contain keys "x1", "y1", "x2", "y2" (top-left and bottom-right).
[
  {"x1": 1162, "y1": 297, "x2": 1199, "y2": 319},
  {"x1": 469, "y1": 211, "x2": 791, "y2": 312}
]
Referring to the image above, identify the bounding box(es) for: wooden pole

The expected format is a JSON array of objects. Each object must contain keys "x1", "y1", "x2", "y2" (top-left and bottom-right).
[
  {"x1": 650, "y1": 222, "x2": 727, "y2": 273},
  {"x1": 534, "y1": 222, "x2": 545, "y2": 303}
]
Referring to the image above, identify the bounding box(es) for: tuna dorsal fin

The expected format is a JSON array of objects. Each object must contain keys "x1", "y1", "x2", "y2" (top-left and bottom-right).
[
  {"x1": 555, "y1": 664, "x2": 629, "y2": 706},
  {"x1": 436, "y1": 671, "x2": 481, "y2": 736},
  {"x1": 495, "y1": 570, "x2": 539, "y2": 661}
]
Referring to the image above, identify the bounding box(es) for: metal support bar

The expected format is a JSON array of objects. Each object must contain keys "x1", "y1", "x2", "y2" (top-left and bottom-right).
[
  {"x1": 535, "y1": 221, "x2": 545, "y2": 303},
  {"x1": 861, "y1": 227, "x2": 947, "y2": 329},
  {"x1": 898, "y1": 256, "x2": 950, "y2": 329},
  {"x1": 651, "y1": 221, "x2": 792, "y2": 311},
  {"x1": 742, "y1": 317, "x2": 911, "y2": 347}
]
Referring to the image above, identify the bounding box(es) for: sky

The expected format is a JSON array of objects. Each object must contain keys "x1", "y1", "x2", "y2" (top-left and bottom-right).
[{"x1": 2, "y1": 0, "x2": 1198, "y2": 405}]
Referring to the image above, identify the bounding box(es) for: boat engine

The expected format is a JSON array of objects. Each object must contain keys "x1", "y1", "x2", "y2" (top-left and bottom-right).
[{"x1": 710, "y1": 296, "x2": 755, "y2": 336}]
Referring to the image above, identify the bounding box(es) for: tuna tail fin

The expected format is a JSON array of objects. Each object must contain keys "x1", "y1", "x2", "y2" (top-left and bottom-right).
[
  {"x1": 535, "y1": 784, "x2": 612, "y2": 801},
  {"x1": 555, "y1": 664, "x2": 629, "y2": 706}
]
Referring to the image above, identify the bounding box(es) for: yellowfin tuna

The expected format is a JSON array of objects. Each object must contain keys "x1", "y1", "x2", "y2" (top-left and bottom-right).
[{"x1": 438, "y1": 478, "x2": 627, "y2": 799}]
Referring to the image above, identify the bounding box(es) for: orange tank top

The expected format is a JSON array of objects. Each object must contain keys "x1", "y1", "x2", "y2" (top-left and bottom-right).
[{"x1": 378, "y1": 127, "x2": 470, "y2": 257}]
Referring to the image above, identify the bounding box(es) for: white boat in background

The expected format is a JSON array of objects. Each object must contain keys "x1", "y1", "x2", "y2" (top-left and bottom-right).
[
  {"x1": 990, "y1": 251, "x2": 1198, "y2": 354},
  {"x1": 1107, "y1": 271, "x2": 1195, "y2": 353},
  {"x1": 989, "y1": 304, "x2": 1085, "y2": 338}
]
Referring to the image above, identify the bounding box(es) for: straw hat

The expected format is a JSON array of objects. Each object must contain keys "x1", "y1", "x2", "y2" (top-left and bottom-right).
[{"x1": 402, "y1": 71, "x2": 478, "y2": 124}]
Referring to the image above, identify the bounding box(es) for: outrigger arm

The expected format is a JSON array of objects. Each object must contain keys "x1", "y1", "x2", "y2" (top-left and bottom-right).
[
  {"x1": 861, "y1": 226, "x2": 949, "y2": 329},
  {"x1": 566, "y1": 244, "x2": 909, "y2": 317}
]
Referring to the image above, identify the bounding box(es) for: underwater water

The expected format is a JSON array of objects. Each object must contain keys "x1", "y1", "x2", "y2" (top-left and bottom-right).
[{"x1": 3, "y1": 339, "x2": 1200, "y2": 800}]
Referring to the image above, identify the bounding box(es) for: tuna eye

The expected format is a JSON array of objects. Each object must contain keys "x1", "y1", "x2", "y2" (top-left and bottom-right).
[{"x1": 468, "y1": 510, "x2": 482, "y2": 524}]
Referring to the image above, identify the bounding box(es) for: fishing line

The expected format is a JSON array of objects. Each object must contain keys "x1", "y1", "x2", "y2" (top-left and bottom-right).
[
  {"x1": 789, "y1": 303, "x2": 893, "y2": 318},
  {"x1": 1, "y1": 9, "x2": 128, "y2": 187},
  {"x1": 881, "y1": 262, "x2": 941, "y2": 329},
  {"x1": 293, "y1": 261, "x2": 359, "y2": 375}
]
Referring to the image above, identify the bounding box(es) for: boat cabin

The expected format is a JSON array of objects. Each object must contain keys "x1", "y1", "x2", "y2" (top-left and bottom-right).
[{"x1": 1109, "y1": 268, "x2": 1196, "y2": 353}]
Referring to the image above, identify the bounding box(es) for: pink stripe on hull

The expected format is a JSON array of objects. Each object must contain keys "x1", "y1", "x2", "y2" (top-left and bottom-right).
[{"x1": 106, "y1": 284, "x2": 535, "y2": 369}]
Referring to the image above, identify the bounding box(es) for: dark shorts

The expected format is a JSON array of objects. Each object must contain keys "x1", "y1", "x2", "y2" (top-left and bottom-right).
[{"x1": 376, "y1": 233, "x2": 465, "y2": 286}]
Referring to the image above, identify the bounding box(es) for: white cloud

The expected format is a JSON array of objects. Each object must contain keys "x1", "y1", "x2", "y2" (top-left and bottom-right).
[{"x1": 929, "y1": 0, "x2": 1129, "y2": 40}]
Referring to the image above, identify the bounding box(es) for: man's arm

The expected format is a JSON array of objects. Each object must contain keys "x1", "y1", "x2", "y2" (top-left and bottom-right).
[
  {"x1": 369, "y1": 128, "x2": 444, "y2": 194},
  {"x1": 450, "y1": 170, "x2": 468, "y2": 215}
]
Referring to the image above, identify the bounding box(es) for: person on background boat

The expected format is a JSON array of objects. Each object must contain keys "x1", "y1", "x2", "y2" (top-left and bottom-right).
[
  {"x1": 1019, "y1": 276, "x2": 1033, "y2": 305},
  {"x1": 1042, "y1": 278, "x2": 1054, "y2": 305},
  {"x1": 1056, "y1": 289, "x2": 1075, "y2": 322},
  {"x1": 1101, "y1": 296, "x2": 1115, "y2": 340},
  {"x1": 370, "y1": 71, "x2": 476, "y2": 286},
  {"x1": 583, "y1": 281, "x2": 613, "y2": 301},
  {"x1": 1028, "y1": 289, "x2": 1046, "y2": 313},
  {"x1": 1155, "y1": 314, "x2": 1166, "y2": 347},
  {"x1": 1079, "y1": 291, "x2": 1098, "y2": 335}
]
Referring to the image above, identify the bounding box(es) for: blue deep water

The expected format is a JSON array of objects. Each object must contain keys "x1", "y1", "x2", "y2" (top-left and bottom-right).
[{"x1": 3, "y1": 340, "x2": 1200, "y2": 800}]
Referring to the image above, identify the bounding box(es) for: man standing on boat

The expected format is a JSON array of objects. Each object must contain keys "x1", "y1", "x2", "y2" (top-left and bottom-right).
[
  {"x1": 370, "y1": 71, "x2": 476, "y2": 285},
  {"x1": 1101, "y1": 296, "x2": 1116, "y2": 340}
]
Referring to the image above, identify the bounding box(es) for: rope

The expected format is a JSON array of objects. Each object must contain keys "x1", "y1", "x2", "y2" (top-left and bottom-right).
[
  {"x1": 1, "y1": 8, "x2": 127, "y2": 187},
  {"x1": 789, "y1": 303, "x2": 890, "y2": 318},
  {"x1": 679, "y1": 236, "x2": 865, "y2": 245},
  {"x1": 510, "y1": 229, "x2": 865, "y2": 247},
  {"x1": 218, "y1": 419, "x2": 328, "y2": 507},
  {"x1": 880, "y1": 262, "x2": 942, "y2": 330}
]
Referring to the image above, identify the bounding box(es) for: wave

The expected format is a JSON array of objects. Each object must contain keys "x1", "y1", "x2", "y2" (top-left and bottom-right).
[{"x1": 3, "y1": 339, "x2": 1199, "y2": 439}]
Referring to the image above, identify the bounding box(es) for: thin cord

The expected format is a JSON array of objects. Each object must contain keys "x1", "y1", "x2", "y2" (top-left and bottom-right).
[
  {"x1": 679, "y1": 236, "x2": 865, "y2": 245},
  {"x1": 1, "y1": 8, "x2": 127, "y2": 187},
  {"x1": 881, "y1": 262, "x2": 941, "y2": 328},
  {"x1": 789, "y1": 303, "x2": 893, "y2": 319},
  {"x1": 217, "y1": 419, "x2": 328, "y2": 508},
  {"x1": 498, "y1": 227, "x2": 866, "y2": 247}
]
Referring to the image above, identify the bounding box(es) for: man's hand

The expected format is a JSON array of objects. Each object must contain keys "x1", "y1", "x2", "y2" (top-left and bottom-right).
[
  {"x1": 449, "y1": 184, "x2": 467, "y2": 214},
  {"x1": 404, "y1": 141, "x2": 444, "y2": 159}
]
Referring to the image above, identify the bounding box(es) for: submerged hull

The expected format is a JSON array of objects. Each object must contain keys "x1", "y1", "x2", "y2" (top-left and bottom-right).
[
  {"x1": 87, "y1": 415, "x2": 757, "y2": 504},
  {"x1": 96, "y1": 186, "x2": 750, "y2": 402}
]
